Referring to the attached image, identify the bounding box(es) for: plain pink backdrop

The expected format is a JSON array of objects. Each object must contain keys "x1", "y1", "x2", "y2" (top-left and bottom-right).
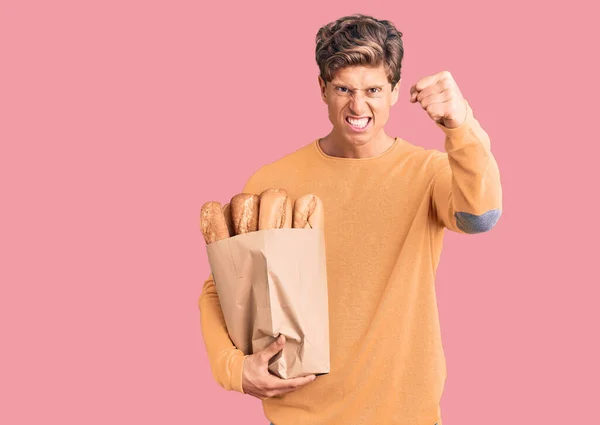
[{"x1": 1, "y1": 0, "x2": 598, "y2": 424}]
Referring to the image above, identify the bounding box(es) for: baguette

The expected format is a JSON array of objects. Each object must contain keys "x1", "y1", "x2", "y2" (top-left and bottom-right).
[
  {"x1": 222, "y1": 202, "x2": 235, "y2": 237},
  {"x1": 258, "y1": 188, "x2": 292, "y2": 230},
  {"x1": 292, "y1": 194, "x2": 324, "y2": 229},
  {"x1": 230, "y1": 193, "x2": 260, "y2": 234},
  {"x1": 200, "y1": 201, "x2": 230, "y2": 244}
]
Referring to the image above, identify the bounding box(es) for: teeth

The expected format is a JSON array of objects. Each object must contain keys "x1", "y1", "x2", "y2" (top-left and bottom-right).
[{"x1": 347, "y1": 117, "x2": 369, "y2": 128}]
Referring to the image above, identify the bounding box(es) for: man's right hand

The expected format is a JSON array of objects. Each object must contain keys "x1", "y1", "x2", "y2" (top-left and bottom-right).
[{"x1": 242, "y1": 334, "x2": 317, "y2": 400}]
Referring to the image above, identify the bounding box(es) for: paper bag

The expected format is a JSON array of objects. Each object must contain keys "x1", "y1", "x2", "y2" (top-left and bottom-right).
[{"x1": 205, "y1": 227, "x2": 330, "y2": 379}]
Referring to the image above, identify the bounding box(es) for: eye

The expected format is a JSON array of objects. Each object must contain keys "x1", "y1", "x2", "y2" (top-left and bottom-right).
[
  {"x1": 336, "y1": 87, "x2": 349, "y2": 93},
  {"x1": 369, "y1": 88, "x2": 381, "y2": 93}
]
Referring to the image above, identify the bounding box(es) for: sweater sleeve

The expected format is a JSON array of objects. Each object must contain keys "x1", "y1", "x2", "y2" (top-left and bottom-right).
[
  {"x1": 197, "y1": 168, "x2": 263, "y2": 393},
  {"x1": 198, "y1": 272, "x2": 247, "y2": 393},
  {"x1": 429, "y1": 99, "x2": 503, "y2": 234}
]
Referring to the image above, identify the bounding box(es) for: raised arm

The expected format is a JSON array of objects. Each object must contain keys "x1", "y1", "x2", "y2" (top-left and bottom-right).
[{"x1": 429, "y1": 99, "x2": 503, "y2": 234}]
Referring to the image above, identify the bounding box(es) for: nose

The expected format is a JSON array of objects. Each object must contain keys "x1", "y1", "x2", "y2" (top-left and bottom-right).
[{"x1": 348, "y1": 93, "x2": 369, "y2": 116}]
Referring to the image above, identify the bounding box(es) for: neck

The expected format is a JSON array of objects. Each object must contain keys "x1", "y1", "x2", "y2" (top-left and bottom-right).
[{"x1": 319, "y1": 130, "x2": 396, "y2": 159}]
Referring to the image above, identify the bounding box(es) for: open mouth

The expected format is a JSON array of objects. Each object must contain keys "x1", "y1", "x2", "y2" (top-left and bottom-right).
[{"x1": 345, "y1": 116, "x2": 372, "y2": 131}]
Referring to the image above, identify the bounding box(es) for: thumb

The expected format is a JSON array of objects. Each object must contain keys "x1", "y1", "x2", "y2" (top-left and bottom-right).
[{"x1": 260, "y1": 334, "x2": 285, "y2": 362}]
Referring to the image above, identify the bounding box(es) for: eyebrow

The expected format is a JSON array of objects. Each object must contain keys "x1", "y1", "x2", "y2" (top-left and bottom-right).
[{"x1": 331, "y1": 82, "x2": 386, "y2": 89}]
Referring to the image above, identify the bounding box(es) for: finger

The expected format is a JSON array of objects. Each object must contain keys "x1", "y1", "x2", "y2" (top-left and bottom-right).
[
  {"x1": 414, "y1": 71, "x2": 447, "y2": 92},
  {"x1": 259, "y1": 334, "x2": 286, "y2": 364},
  {"x1": 419, "y1": 91, "x2": 451, "y2": 110},
  {"x1": 425, "y1": 103, "x2": 446, "y2": 121},
  {"x1": 271, "y1": 386, "x2": 301, "y2": 397},
  {"x1": 409, "y1": 85, "x2": 419, "y2": 102},
  {"x1": 415, "y1": 84, "x2": 445, "y2": 104},
  {"x1": 411, "y1": 84, "x2": 435, "y2": 103},
  {"x1": 267, "y1": 374, "x2": 316, "y2": 390}
]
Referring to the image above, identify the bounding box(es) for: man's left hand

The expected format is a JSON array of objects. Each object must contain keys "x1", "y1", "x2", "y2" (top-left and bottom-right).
[{"x1": 409, "y1": 70, "x2": 468, "y2": 129}]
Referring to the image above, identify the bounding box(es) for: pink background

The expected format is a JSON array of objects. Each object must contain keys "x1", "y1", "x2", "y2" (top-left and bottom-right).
[{"x1": 1, "y1": 0, "x2": 598, "y2": 424}]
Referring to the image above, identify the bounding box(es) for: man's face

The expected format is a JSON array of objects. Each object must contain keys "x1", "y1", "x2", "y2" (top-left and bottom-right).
[{"x1": 318, "y1": 64, "x2": 400, "y2": 142}]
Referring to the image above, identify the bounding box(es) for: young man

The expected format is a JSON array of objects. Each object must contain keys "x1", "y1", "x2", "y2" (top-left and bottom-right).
[{"x1": 199, "y1": 13, "x2": 502, "y2": 425}]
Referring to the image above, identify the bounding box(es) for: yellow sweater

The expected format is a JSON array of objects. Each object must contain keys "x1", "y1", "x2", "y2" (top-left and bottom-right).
[{"x1": 199, "y1": 99, "x2": 502, "y2": 425}]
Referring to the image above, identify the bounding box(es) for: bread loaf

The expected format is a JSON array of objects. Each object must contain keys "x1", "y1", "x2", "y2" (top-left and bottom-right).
[
  {"x1": 292, "y1": 194, "x2": 324, "y2": 229},
  {"x1": 258, "y1": 188, "x2": 292, "y2": 230},
  {"x1": 200, "y1": 201, "x2": 230, "y2": 244},
  {"x1": 230, "y1": 193, "x2": 260, "y2": 234},
  {"x1": 222, "y1": 202, "x2": 235, "y2": 237}
]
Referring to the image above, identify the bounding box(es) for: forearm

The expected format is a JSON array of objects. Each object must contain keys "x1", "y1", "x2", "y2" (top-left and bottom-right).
[
  {"x1": 198, "y1": 273, "x2": 246, "y2": 393},
  {"x1": 431, "y1": 99, "x2": 503, "y2": 233}
]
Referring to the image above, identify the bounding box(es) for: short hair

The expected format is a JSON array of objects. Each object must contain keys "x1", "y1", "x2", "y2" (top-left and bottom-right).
[{"x1": 315, "y1": 14, "x2": 404, "y2": 90}]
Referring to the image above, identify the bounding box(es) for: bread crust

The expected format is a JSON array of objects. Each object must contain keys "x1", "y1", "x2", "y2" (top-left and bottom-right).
[
  {"x1": 258, "y1": 188, "x2": 292, "y2": 230},
  {"x1": 200, "y1": 201, "x2": 230, "y2": 244},
  {"x1": 230, "y1": 193, "x2": 260, "y2": 234},
  {"x1": 222, "y1": 203, "x2": 234, "y2": 237},
  {"x1": 292, "y1": 194, "x2": 324, "y2": 229}
]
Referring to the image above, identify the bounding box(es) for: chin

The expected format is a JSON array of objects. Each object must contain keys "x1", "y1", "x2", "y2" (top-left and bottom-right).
[{"x1": 344, "y1": 134, "x2": 374, "y2": 146}]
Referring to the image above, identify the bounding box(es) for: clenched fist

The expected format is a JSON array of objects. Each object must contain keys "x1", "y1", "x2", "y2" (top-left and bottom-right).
[
  {"x1": 242, "y1": 335, "x2": 317, "y2": 400},
  {"x1": 409, "y1": 70, "x2": 468, "y2": 129}
]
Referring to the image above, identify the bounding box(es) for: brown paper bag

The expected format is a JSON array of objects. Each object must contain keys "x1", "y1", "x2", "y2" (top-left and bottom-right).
[{"x1": 205, "y1": 227, "x2": 330, "y2": 379}]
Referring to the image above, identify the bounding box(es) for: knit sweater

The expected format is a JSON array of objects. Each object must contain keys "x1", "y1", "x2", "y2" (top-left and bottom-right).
[{"x1": 199, "y1": 99, "x2": 503, "y2": 425}]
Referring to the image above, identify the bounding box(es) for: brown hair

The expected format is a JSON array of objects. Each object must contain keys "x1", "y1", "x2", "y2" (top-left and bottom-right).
[{"x1": 315, "y1": 14, "x2": 404, "y2": 90}]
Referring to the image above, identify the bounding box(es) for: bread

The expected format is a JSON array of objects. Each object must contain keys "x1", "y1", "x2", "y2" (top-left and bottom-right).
[
  {"x1": 292, "y1": 194, "x2": 324, "y2": 229},
  {"x1": 230, "y1": 193, "x2": 260, "y2": 234},
  {"x1": 200, "y1": 201, "x2": 230, "y2": 244},
  {"x1": 258, "y1": 188, "x2": 292, "y2": 230},
  {"x1": 222, "y1": 203, "x2": 235, "y2": 237},
  {"x1": 201, "y1": 188, "x2": 321, "y2": 243}
]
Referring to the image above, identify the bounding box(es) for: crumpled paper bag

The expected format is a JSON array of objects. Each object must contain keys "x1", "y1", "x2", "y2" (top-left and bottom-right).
[{"x1": 205, "y1": 227, "x2": 330, "y2": 379}]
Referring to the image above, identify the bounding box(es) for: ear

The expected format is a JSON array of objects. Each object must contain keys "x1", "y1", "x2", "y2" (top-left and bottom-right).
[
  {"x1": 390, "y1": 78, "x2": 401, "y2": 107},
  {"x1": 318, "y1": 75, "x2": 327, "y2": 102}
]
